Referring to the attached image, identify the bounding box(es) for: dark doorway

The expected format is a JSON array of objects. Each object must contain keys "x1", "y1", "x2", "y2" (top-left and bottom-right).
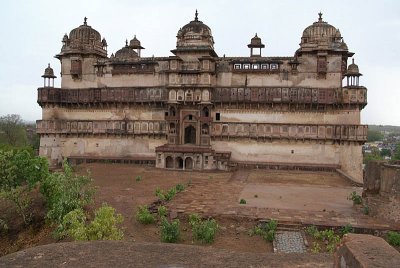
[
  {"x1": 184, "y1": 125, "x2": 196, "y2": 144},
  {"x1": 176, "y1": 157, "x2": 183, "y2": 169},
  {"x1": 166, "y1": 156, "x2": 174, "y2": 168},
  {"x1": 185, "y1": 157, "x2": 193, "y2": 170}
]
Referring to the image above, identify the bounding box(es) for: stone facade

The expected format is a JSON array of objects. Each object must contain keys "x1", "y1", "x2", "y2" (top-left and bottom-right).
[{"x1": 37, "y1": 12, "x2": 367, "y2": 182}]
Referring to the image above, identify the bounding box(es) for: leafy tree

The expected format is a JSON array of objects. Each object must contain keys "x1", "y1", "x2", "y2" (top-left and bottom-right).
[
  {"x1": 367, "y1": 130, "x2": 384, "y2": 142},
  {"x1": 0, "y1": 114, "x2": 27, "y2": 147},
  {"x1": 380, "y1": 148, "x2": 391, "y2": 157},
  {"x1": 363, "y1": 148, "x2": 383, "y2": 164},
  {"x1": 0, "y1": 149, "x2": 49, "y2": 225},
  {"x1": 393, "y1": 144, "x2": 400, "y2": 160},
  {"x1": 40, "y1": 161, "x2": 94, "y2": 224},
  {"x1": 59, "y1": 204, "x2": 123, "y2": 241}
]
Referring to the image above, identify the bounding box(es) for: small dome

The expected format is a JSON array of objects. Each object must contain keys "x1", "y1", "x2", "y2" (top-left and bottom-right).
[
  {"x1": 300, "y1": 13, "x2": 346, "y2": 50},
  {"x1": 346, "y1": 59, "x2": 362, "y2": 76},
  {"x1": 42, "y1": 64, "x2": 56, "y2": 78},
  {"x1": 248, "y1": 33, "x2": 265, "y2": 48},
  {"x1": 114, "y1": 40, "x2": 138, "y2": 60},
  {"x1": 176, "y1": 10, "x2": 214, "y2": 49},
  {"x1": 59, "y1": 17, "x2": 107, "y2": 58},
  {"x1": 129, "y1": 35, "x2": 144, "y2": 49}
]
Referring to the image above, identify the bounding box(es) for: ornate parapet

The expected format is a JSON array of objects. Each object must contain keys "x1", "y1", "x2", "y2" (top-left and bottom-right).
[
  {"x1": 211, "y1": 122, "x2": 367, "y2": 143},
  {"x1": 36, "y1": 120, "x2": 167, "y2": 136},
  {"x1": 37, "y1": 86, "x2": 367, "y2": 108}
]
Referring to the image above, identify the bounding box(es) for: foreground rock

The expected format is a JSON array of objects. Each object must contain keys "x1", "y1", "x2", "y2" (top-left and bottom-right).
[{"x1": 0, "y1": 241, "x2": 332, "y2": 268}]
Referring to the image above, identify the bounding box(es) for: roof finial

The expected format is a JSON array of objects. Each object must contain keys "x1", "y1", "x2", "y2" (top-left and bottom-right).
[
  {"x1": 318, "y1": 12, "x2": 323, "y2": 21},
  {"x1": 48, "y1": 63, "x2": 50, "y2": 68},
  {"x1": 84, "y1": 17, "x2": 87, "y2": 25},
  {"x1": 195, "y1": 9, "x2": 198, "y2": 21},
  {"x1": 125, "y1": 39, "x2": 128, "y2": 47},
  {"x1": 352, "y1": 58, "x2": 355, "y2": 64},
  {"x1": 255, "y1": 33, "x2": 258, "y2": 37}
]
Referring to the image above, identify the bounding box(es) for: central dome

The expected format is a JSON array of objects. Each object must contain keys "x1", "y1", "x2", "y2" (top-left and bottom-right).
[
  {"x1": 176, "y1": 10, "x2": 214, "y2": 50},
  {"x1": 300, "y1": 13, "x2": 347, "y2": 51}
]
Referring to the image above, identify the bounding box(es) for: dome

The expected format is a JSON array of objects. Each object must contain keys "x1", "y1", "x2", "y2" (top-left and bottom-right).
[
  {"x1": 248, "y1": 33, "x2": 265, "y2": 48},
  {"x1": 42, "y1": 64, "x2": 56, "y2": 78},
  {"x1": 58, "y1": 17, "x2": 107, "y2": 58},
  {"x1": 114, "y1": 40, "x2": 138, "y2": 60},
  {"x1": 346, "y1": 59, "x2": 362, "y2": 76},
  {"x1": 300, "y1": 13, "x2": 347, "y2": 51},
  {"x1": 129, "y1": 35, "x2": 144, "y2": 49},
  {"x1": 176, "y1": 10, "x2": 214, "y2": 50}
]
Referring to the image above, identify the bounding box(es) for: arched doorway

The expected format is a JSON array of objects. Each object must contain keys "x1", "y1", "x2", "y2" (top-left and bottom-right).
[
  {"x1": 184, "y1": 125, "x2": 196, "y2": 144},
  {"x1": 166, "y1": 156, "x2": 174, "y2": 169},
  {"x1": 176, "y1": 157, "x2": 183, "y2": 169},
  {"x1": 185, "y1": 157, "x2": 193, "y2": 170}
]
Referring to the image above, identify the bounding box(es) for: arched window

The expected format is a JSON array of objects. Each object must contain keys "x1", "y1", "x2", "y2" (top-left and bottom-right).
[{"x1": 202, "y1": 107, "x2": 209, "y2": 117}]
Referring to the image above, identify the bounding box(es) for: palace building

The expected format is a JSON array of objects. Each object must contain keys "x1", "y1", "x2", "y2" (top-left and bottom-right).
[{"x1": 36, "y1": 11, "x2": 367, "y2": 182}]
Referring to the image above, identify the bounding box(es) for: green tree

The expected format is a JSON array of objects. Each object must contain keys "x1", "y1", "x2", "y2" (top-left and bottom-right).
[
  {"x1": 0, "y1": 149, "x2": 49, "y2": 225},
  {"x1": 40, "y1": 161, "x2": 94, "y2": 224},
  {"x1": 380, "y1": 148, "x2": 391, "y2": 157},
  {"x1": 363, "y1": 148, "x2": 383, "y2": 164},
  {"x1": 0, "y1": 114, "x2": 27, "y2": 147},
  {"x1": 393, "y1": 144, "x2": 400, "y2": 160}
]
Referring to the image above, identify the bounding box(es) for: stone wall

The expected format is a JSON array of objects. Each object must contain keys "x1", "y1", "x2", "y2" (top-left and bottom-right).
[
  {"x1": 364, "y1": 161, "x2": 400, "y2": 223},
  {"x1": 334, "y1": 233, "x2": 400, "y2": 268}
]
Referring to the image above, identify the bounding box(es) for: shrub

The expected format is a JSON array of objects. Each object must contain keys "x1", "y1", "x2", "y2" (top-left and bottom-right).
[
  {"x1": 160, "y1": 217, "x2": 180, "y2": 243},
  {"x1": 305, "y1": 225, "x2": 320, "y2": 239},
  {"x1": 348, "y1": 191, "x2": 362, "y2": 205},
  {"x1": 59, "y1": 204, "x2": 123, "y2": 241},
  {"x1": 362, "y1": 205, "x2": 369, "y2": 215},
  {"x1": 189, "y1": 214, "x2": 218, "y2": 244},
  {"x1": 157, "y1": 205, "x2": 168, "y2": 218},
  {"x1": 239, "y1": 199, "x2": 247, "y2": 204},
  {"x1": 164, "y1": 187, "x2": 177, "y2": 201},
  {"x1": 311, "y1": 242, "x2": 321, "y2": 253},
  {"x1": 40, "y1": 161, "x2": 94, "y2": 224},
  {"x1": 135, "y1": 175, "x2": 142, "y2": 182},
  {"x1": 0, "y1": 218, "x2": 8, "y2": 233},
  {"x1": 175, "y1": 183, "x2": 185, "y2": 193},
  {"x1": 250, "y1": 219, "x2": 278, "y2": 242},
  {"x1": 136, "y1": 205, "x2": 155, "y2": 224},
  {"x1": 387, "y1": 231, "x2": 400, "y2": 246},
  {"x1": 86, "y1": 205, "x2": 124, "y2": 240},
  {"x1": 340, "y1": 224, "x2": 354, "y2": 236}
]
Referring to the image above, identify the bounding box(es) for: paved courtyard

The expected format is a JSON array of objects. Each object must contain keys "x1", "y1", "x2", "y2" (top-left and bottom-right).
[{"x1": 168, "y1": 169, "x2": 400, "y2": 230}]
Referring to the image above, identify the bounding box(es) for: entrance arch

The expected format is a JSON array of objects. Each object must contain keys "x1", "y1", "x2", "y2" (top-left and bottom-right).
[
  {"x1": 184, "y1": 125, "x2": 196, "y2": 144},
  {"x1": 176, "y1": 157, "x2": 183, "y2": 169},
  {"x1": 165, "y1": 156, "x2": 174, "y2": 168},
  {"x1": 185, "y1": 157, "x2": 193, "y2": 170}
]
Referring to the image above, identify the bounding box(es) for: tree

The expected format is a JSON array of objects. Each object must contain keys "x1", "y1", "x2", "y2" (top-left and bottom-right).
[
  {"x1": 0, "y1": 149, "x2": 49, "y2": 225},
  {"x1": 367, "y1": 130, "x2": 384, "y2": 142},
  {"x1": 393, "y1": 144, "x2": 400, "y2": 160},
  {"x1": 363, "y1": 148, "x2": 383, "y2": 164},
  {"x1": 380, "y1": 148, "x2": 391, "y2": 158},
  {"x1": 40, "y1": 161, "x2": 94, "y2": 224},
  {"x1": 0, "y1": 114, "x2": 27, "y2": 147}
]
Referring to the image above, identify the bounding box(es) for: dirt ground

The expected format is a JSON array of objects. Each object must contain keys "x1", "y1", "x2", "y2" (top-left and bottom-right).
[{"x1": 1, "y1": 163, "x2": 393, "y2": 258}]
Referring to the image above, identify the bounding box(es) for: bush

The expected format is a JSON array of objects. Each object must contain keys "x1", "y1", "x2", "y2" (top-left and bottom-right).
[
  {"x1": 160, "y1": 217, "x2": 180, "y2": 243},
  {"x1": 189, "y1": 214, "x2": 218, "y2": 244},
  {"x1": 0, "y1": 218, "x2": 8, "y2": 233},
  {"x1": 387, "y1": 231, "x2": 400, "y2": 246},
  {"x1": 157, "y1": 205, "x2": 168, "y2": 218},
  {"x1": 362, "y1": 205, "x2": 369, "y2": 215},
  {"x1": 59, "y1": 204, "x2": 123, "y2": 241},
  {"x1": 249, "y1": 219, "x2": 278, "y2": 242},
  {"x1": 40, "y1": 161, "x2": 94, "y2": 224},
  {"x1": 305, "y1": 225, "x2": 320, "y2": 239},
  {"x1": 306, "y1": 227, "x2": 341, "y2": 253},
  {"x1": 340, "y1": 224, "x2": 354, "y2": 236},
  {"x1": 348, "y1": 191, "x2": 362, "y2": 205},
  {"x1": 175, "y1": 183, "x2": 185, "y2": 193},
  {"x1": 164, "y1": 187, "x2": 177, "y2": 201},
  {"x1": 311, "y1": 242, "x2": 321, "y2": 253},
  {"x1": 135, "y1": 175, "x2": 142, "y2": 182},
  {"x1": 239, "y1": 199, "x2": 247, "y2": 204},
  {"x1": 155, "y1": 186, "x2": 179, "y2": 202},
  {"x1": 136, "y1": 205, "x2": 155, "y2": 224}
]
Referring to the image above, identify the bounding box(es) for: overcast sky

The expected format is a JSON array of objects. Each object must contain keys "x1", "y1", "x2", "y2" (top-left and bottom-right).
[{"x1": 0, "y1": 0, "x2": 399, "y2": 125}]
